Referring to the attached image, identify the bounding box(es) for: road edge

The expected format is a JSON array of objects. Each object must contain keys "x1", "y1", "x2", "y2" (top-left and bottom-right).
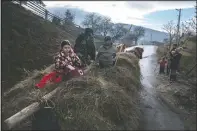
[{"x1": 157, "y1": 92, "x2": 192, "y2": 130}]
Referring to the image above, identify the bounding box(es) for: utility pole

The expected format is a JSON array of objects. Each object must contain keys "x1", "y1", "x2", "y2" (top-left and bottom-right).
[
  {"x1": 150, "y1": 33, "x2": 152, "y2": 45},
  {"x1": 128, "y1": 24, "x2": 132, "y2": 34},
  {"x1": 176, "y1": 8, "x2": 182, "y2": 45},
  {"x1": 195, "y1": 5, "x2": 197, "y2": 19}
]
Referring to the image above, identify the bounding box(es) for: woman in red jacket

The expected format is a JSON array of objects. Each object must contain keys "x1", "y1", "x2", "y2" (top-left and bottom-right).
[
  {"x1": 36, "y1": 40, "x2": 84, "y2": 89},
  {"x1": 54, "y1": 40, "x2": 84, "y2": 78}
]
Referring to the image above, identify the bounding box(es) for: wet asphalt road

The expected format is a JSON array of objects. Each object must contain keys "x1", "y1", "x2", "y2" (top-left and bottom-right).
[{"x1": 129, "y1": 45, "x2": 185, "y2": 130}]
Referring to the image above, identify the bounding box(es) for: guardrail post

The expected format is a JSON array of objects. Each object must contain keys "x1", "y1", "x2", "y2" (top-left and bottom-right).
[{"x1": 45, "y1": 10, "x2": 48, "y2": 20}]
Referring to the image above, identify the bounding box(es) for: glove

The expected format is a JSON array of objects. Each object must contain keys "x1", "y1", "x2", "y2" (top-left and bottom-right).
[{"x1": 67, "y1": 65, "x2": 75, "y2": 70}]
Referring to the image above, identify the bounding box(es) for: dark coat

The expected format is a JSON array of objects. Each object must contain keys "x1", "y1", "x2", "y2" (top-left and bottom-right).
[
  {"x1": 74, "y1": 33, "x2": 96, "y2": 61},
  {"x1": 170, "y1": 53, "x2": 182, "y2": 70}
]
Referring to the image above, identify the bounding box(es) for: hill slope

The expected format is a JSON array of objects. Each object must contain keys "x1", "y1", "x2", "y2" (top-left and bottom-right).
[{"x1": 2, "y1": 2, "x2": 87, "y2": 92}]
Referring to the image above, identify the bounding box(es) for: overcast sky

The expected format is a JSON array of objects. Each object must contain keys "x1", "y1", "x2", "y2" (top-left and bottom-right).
[{"x1": 43, "y1": 1, "x2": 196, "y2": 31}]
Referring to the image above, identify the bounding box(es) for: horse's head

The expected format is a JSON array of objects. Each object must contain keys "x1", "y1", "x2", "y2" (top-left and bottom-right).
[{"x1": 134, "y1": 47, "x2": 144, "y2": 59}]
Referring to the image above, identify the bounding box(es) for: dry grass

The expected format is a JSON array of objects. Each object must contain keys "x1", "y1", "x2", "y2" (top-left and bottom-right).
[
  {"x1": 3, "y1": 52, "x2": 142, "y2": 130},
  {"x1": 156, "y1": 40, "x2": 196, "y2": 78},
  {"x1": 50, "y1": 52, "x2": 141, "y2": 130},
  {"x1": 156, "y1": 39, "x2": 196, "y2": 130},
  {"x1": 1, "y1": 2, "x2": 103, "y2": 92},
  {"x1": 2, "y1": 64, "x2": 57, "y2": 121},
  {"x1": 156, "y1": 80, "x2": 196, "y2": 130},
  {"x1": 179, "y1": 51, "x2": 192, "y2": 56},
  {"x1": 3, "y1": 65, "x2": 55, "y2": 97},
  {"x1": 156, "y1": 45, "x2": 168, "y2": 59},
  {"x1": 54, "y1": 78, "x2": 140, "y2": 130}
]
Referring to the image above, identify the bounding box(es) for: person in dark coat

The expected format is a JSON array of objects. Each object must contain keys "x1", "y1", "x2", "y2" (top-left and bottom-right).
[
  {"x1": 167, "y1": 44, "x2": 178, "y2": 75},
  {"x1": 166, "y1": 53, "x2": 171, "y2": 75},
  {"x1": 169, "y1": 50, "x2": 181, "y2": 81},
  {"x1": 74, "y1": 28, "x2": 96, "y2": 66},
  {"x1": 175, "y1": 47, "x2": 183, "y2": 72}
]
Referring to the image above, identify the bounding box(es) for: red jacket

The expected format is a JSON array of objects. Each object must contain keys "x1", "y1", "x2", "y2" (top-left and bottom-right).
[
  {"x1": 36, "y1": 48, "x2": 84, "y2": 89},
  {"x1": 159, "y1": 60, "x2": 167, "y2": 67},
  {"x1": 54, "y1": 48, "x2": 82, "y2": 74}
]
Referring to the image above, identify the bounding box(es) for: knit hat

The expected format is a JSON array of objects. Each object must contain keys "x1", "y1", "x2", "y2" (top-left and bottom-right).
[
  {"x1": 61, "y1": 40, "x2": 71, "y2": 48},
  {"x1": 104, "y1": 36, "x2": 112, "y2": 41},
  {"x1": 85, "y1": 28, "x2": 93, "y2": 34}
]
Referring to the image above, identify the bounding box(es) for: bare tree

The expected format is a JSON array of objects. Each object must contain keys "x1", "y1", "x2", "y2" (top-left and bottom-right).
[
  {"x1": 188, "y1": 17, "x2": 196, "y2": 33},
  {"x1": 162, "y1": 21, "x2": 176, "y2": 49},
  {"x1": 82, "y1": 13, "x2": 101, "y2": 34},
  {"x1": 182, "y1": 6, "x2": 196, "y2": 34},
  {"x1": 64, "y1": 9, "x2": 75, "y2": 25},
  {"x1": 179, "y1": 18, "x2": 196, "y2": 46},
  {"x1": 181, "y1": 21, "x2": 192, "y2": 37},
  {"x1": 98, "y1": 16, "x2": 113, "y2": 37},
  {"x1": 110, "y1": 24, "x2": 128, "y2": 40},
  {"x1": 52, "y1": 16, "x2": 61, "y2": 25},
  {"x1": 120, "y1": 26, "x2": 145, "y2": 45},
  {"x1": 133, "y1": 26, "x2": 145, "y2": 45}
]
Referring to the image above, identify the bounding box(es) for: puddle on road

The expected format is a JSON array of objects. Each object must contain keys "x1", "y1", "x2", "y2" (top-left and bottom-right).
[{"x1": 140, "y1": 46, "x2": 159, "y2": 95}]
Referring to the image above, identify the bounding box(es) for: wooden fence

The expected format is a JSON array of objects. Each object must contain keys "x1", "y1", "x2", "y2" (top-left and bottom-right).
[{"x1": 11, "y1": 0, "x2": 80, "y2": 28}]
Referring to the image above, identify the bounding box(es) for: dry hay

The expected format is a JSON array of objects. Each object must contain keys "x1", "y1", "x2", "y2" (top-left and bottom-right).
[
  {"x1": 3, "y1": 52, "x2": 142, "y2": 130},
  {"x1": 39, "y1": 52, "x2": 142, "y2": 130},
  {"x1": 116, "y1": 44, "x2": 127, "y2": 52},
  {"x1": 3, "y1": 64, "x2": 55, "y2": 97},
  {"x1": 116, "y1": 52, "x2": 139, "y2": 70},
  {"x1": 2, "y1": 64, "x2": 58, "y2": 121}
]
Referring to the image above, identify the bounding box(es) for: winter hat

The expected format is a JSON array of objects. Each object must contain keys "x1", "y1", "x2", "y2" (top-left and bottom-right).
[{"x1": 61, "y1": 40, "x2": 71, "y2": 48}]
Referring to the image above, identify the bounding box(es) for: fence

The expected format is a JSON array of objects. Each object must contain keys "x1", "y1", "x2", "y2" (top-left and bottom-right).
[
  {"x1": 10, "y1": 0, "x2": 104, "y2": 45},
  {"x1": 11, "y1": 0, "x2": 80, "y2": 28}
]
